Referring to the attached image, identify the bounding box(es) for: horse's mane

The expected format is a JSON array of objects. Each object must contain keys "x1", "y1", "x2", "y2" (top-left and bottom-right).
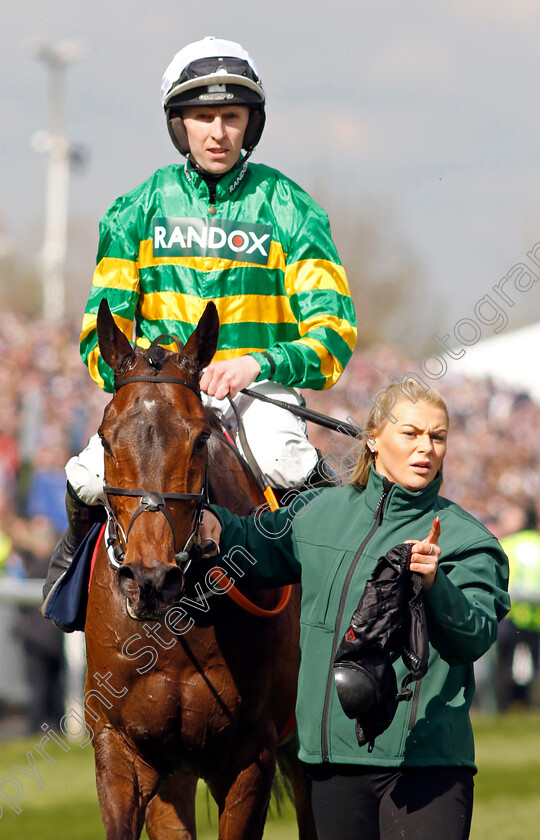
[
  {"x1": 205, "y1": 406, "x2": 243, "y2": 465},
  {"x1": 204, "y1": 406, "x2": 265, "y2": 510},
  {"x1": 205, "y1": 405, "x2": 225, "y2": 430}
]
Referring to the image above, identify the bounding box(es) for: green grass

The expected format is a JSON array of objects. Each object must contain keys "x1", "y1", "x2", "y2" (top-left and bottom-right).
[
  {"x1": 470, "y1": 710, "x2": 540, "y2": 840},
  {"x1": 0, "y1": 711, "x2": 539, "y2": 838},
  {"x1": 0, "y1": 733, "x2": 295, "y2": 840}
]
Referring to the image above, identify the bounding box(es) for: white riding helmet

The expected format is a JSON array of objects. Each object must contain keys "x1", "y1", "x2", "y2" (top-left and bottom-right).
[{"x1": 162, "y1": 36, "x2": 266, "y2": 157}]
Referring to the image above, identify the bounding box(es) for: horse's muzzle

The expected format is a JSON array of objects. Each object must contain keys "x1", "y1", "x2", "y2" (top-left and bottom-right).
[{"x1": 117, "y1": 561, "x2": 185, "y2": 619}]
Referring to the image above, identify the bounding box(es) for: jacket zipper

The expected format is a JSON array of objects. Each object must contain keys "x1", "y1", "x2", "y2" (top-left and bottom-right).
[
  {"x1": 408, "y1": 679, "x2": 422, "y2": 730},
  {"x1": 320, "y1": 480, "x2": 392, "y2": 761}
]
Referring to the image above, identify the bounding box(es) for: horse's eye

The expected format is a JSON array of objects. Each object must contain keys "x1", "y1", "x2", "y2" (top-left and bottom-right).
[
  {"x1": 194, "y1": 433, "x2": 210, "y2": 454},
  {"x1": 99, "y1": 433, "x2": 112, "y2": 456}
]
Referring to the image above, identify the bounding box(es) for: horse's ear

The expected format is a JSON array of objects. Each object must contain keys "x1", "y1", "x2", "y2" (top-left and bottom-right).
[
  {"x1": 96, "y1": 298, "x2": 134, "y2": 372},
  {"x1": 180, "y1": 302, "x2": 219, "y2": 375}
]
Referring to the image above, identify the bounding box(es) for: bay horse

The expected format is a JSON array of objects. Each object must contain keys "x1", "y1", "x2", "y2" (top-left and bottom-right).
[{"x1": 83, "y1": 299, "x2": 315, "y2": 839}]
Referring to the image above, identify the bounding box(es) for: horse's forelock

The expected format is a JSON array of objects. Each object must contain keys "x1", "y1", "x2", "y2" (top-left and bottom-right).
[
  {"x1": 144, "y1": 345, "x2": 168, "y2": 371},
  {"x1": 144, "y1": 345, "x2": 198, "y2": 381}
]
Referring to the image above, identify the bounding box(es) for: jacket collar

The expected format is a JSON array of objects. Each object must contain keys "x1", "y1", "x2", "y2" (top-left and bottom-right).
[
  {"x1": 183, "y1": 158, "x2": 249, "y2": 202},
  {"x1": 361, "y1": 466, "x2": 442, "y2": 520}
]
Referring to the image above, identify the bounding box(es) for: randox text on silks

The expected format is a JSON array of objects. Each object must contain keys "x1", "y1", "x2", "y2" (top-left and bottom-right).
[{"x1": 153, "y1": 217, "x2": 273, "y2": 265}]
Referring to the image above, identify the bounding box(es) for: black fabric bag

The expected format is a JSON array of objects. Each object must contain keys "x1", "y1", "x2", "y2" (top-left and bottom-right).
[
  {"x1": 43, "y1": 520, "x2": 104, "y2": 632},
  {"x1": 333, "y1": 542, "x2": 429, "y2": 748}
]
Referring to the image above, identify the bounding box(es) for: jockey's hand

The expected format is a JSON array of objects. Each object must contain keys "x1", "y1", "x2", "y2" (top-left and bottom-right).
[
  {"x1": 199, "y1": 356, "x2": 261, "y2": 400},
  {"x1": 200, "y1": 510, "x2": 222, "y2": 549},
  {"x1": 404, "y1": 516, "x2": 441, "y2": 591}
]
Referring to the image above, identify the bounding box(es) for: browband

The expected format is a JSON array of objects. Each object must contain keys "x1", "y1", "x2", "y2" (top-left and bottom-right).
[{"x1": 114, "y1": 375, "x2": 201, "y2": 398}]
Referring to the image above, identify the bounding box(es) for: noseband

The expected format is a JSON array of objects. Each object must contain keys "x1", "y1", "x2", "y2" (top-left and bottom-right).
[{"x1": 103, "y1": 373, "x2": 211, "y2": 571}]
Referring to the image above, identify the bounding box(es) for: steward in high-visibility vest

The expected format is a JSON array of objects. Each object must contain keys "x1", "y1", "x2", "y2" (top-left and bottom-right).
[{"x1": 500, "y1": 529, "x2": 540, "y2": 633}]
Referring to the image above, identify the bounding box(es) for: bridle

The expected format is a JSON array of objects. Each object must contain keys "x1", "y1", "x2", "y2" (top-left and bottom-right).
[
  {"x1": 104, "y1": 477, "x2": 208, "y2": 571},
  {"x1": 101, "y1": 358, "x2": 291, "y2": 620},
  {"x1": 103, "y1": 372, "x2": 214, "y2": 571}
]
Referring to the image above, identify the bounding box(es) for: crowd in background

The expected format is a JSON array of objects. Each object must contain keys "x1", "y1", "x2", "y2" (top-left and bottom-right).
[
  {"x1": 307, "y1": 348, "x2": 540, "y2": 529},
  {"x1": 0, "y1": 311, "x2": 109, "y2": 546},
  {"x1": 1, "y1": 308, "x2": 540, "y2": 564},
  {"x1": 0, "y1": 312, "x2": 108, "y2": 733},
  {"x1": 0, "y1": 310, "x2": 539, "y2": 728}
]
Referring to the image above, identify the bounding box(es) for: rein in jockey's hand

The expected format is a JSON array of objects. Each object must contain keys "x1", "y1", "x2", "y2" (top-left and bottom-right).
[
  {"x1": 200, "y1": 510, "x2": 222, "y2": 549},
  {"x1": 404, "y1": 516, "x2": 441, "y2": 591},
  {"x1": 199, "y1": 356, "x2": 261, "y2": 400}
]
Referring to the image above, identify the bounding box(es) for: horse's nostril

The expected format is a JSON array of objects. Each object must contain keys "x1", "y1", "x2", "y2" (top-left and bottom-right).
[
  {"x1": 118, "y1": 565, "x2": 135, "y2": 581},
  {"x1": 161, "y1": 566, "x2": 185, "y2": 604},
  {"x1": 117, "y1": 565, "x2": 139, "y2": 602}
]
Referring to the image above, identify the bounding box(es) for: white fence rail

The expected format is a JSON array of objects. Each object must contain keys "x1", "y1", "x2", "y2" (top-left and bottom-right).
[{"x1": 0, "y1": 578, "x2": 85, "y2": 712}]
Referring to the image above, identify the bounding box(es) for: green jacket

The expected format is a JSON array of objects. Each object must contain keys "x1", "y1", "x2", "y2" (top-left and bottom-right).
[
  {"x1": 212, "y1": 468, "x2": 510, "y2": 770},
  {"x1": 80, "y1": 161, "x2": 356, "y2": 393}
]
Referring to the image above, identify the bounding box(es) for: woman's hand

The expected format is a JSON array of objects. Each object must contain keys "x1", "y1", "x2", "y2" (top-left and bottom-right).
[
  {"x1": 404, "y1": 516, "x2": 441, "y2": 591},
  {"x1": 200, "y1": 509, "x2": 222, "y2": 549}
]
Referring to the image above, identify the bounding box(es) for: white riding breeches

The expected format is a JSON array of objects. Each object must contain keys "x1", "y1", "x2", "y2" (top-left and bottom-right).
[
  {"x1": 204, "y1": 381, "x2": 318, "y2": 489},
  {"x1": 65, "y1": 381, "x2": 318, "y2": 505}
]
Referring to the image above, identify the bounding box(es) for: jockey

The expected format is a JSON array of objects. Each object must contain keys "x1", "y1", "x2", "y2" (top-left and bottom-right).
[{"x1": 43, "y1": 36, "x2": 357, "y2": 611}]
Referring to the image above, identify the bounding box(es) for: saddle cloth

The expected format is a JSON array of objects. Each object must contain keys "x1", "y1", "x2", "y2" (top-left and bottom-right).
[{"x1": 43, "y1": 520, "x2": 104, "y2": 632}]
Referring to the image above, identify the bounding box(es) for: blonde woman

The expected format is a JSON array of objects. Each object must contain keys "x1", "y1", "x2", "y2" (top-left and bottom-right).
[{"x1": 201, "y1": 380, "x2": 510, "y2": 839}]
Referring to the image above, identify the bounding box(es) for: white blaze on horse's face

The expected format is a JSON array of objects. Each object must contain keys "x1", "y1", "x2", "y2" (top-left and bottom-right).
[{"x1": 143, "y1": 398, "x2": 157, "y2": 412}]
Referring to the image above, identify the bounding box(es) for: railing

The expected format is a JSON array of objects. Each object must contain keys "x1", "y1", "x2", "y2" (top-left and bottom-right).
[
  {"x1": 0, "y1": 576, "x2": 86, "y2": 716},
  {"x1": 0, "y1": 577, "x2": 45, "y2": 606}
]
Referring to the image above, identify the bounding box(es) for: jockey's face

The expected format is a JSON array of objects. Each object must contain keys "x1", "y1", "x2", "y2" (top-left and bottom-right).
[{"x1": 182, "y1": 105, "x2": 250, "y2": 174}]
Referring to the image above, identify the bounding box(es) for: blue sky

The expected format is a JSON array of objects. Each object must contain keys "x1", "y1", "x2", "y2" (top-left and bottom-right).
[{"x1": 2, "y1": 0, "x2": 540, "y2": 336}]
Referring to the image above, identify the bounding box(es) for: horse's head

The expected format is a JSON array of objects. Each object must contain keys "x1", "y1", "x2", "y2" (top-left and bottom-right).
[{"x1": 96, "y1": 299, "x2": 219, "y2": 620}]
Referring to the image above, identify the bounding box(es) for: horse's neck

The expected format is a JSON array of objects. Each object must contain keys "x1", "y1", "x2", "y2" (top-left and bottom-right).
[{"x1": 207, "y1": 429, "x2": 265, "y2": 515}]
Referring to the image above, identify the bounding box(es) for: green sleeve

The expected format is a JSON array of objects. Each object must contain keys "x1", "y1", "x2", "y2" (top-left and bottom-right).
[
  {"x1": 210, "y1": 504, "x2": 302, "y2": 588},
  {"x1": 424, "y1": 540, "x2": 510, "y2": 665},
  {"x1": 79, "y1": 195, "x2": 142, "y2": 392},
  {"x1": 252, "y1": 178, "x2": 357, "y2": 391}
]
